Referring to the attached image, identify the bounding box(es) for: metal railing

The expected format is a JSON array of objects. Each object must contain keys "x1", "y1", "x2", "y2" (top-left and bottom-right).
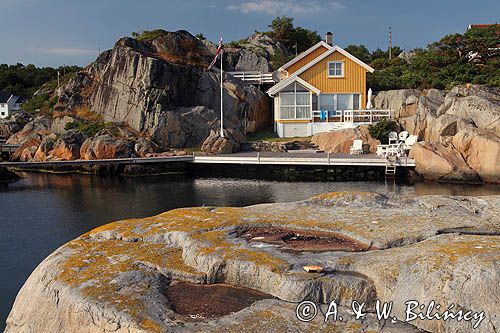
[
  {"x1": 312, "y1": 109, "x2": 392, "y2": 123},
  {"x1": 228, "y1": 71, "x2": 276, "y2": 85}
]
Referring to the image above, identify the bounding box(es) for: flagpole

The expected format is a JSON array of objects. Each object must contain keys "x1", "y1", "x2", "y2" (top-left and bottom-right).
[{"x1": 220, "y1": 47, "x2": 224, "y2": 138}]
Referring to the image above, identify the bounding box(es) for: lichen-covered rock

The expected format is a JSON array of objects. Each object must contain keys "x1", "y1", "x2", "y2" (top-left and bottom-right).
[
  {"x1": 311, "y1": 125, "x2": 380, "y2": 154},
  {"x1": 6, "y1": 192, "x2": 500, "y2": 333}
]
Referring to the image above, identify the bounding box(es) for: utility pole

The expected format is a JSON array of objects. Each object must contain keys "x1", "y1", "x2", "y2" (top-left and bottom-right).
[{"x1": 389, "y1": 26, "x2": 393, "y2": 60}]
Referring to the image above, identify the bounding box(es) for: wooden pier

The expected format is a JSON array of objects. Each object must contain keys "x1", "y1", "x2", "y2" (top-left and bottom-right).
[
  {"x1": 0, "y1": 150, "x2": 415, "y2": 168},
  {"x1": 193, "y1": 152, "x2": 415, "y2": 167}
]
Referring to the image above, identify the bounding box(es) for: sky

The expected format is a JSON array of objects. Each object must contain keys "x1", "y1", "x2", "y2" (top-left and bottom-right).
[{"x1": 1, "y1": 0, "x2": 499, "y2": 68}]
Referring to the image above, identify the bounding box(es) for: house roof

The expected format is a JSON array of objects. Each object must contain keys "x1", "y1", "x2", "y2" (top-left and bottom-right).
[
  {"x1": 0, "y1": 91, "x2": 12, "y2": 103},
  {"x1": 268, "y1": 45, "x2": 375, "y2": 96},
  {"x1": 279, "y1": 41, "x2": 333, "y2": 71},
  {"x1": 295, "y1": 45, "x2": 375, "y2": 75},
  {"x1": 468, "y1": 24, "x2": 500, "y2": 30},
  {"x1": 267, "y1": 76, "x2": 321, "y2": 96}
]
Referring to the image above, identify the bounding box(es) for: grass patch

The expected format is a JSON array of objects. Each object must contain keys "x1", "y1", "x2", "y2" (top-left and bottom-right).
[
  {"x1": 132, "y1": 29, "x2": 168, "y2": 42},
  {"x1": 65, "y1": 121, "x2": 110, "y2": 137},
  {"x1": 246, "y1": 129, "x2": 311, "y2": 142},
  {"x1": 183, "y1": 146, "x2": 201, "y2": 153}
]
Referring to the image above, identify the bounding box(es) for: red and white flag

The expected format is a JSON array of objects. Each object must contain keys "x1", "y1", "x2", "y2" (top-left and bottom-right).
[{"x1": 207, "y1": 37, "x2": 223, "y2": 71}]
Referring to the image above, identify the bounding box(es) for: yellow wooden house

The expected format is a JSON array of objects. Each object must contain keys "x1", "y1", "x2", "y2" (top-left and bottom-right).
[{"x1": 267, "y1": 33, "x2": 390, "y2": 138}]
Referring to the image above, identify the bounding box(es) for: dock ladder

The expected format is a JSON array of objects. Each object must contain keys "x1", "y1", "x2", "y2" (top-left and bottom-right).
[{"x1": 385, "y1": 157, "x2": 397, "y2": 178}]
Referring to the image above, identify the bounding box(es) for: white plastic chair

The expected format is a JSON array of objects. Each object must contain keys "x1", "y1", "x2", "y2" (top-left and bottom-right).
[
  {"x1": 399, "y1": 131, "x2": 409, "y2": 142},
  {"x1": 388, "y1": 132, "x2": 399, "y2": 145},
  {"x1": 404, "y1": 135, "x2": 418, "y2": 150},
  {"x1": 350, "y1": 140, "x2": 364, "y2": 155},
  {"x1": 376, "y1": 145, "x2": 389, "y2": 157},
  {"x1": 385, "y1": 142, "x2": 405, "y2": 158}
]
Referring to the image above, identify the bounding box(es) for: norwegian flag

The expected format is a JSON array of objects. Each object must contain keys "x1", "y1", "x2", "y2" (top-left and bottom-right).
[{"x1": 207, "y1": 37, "x2": 223, "y2": 71}]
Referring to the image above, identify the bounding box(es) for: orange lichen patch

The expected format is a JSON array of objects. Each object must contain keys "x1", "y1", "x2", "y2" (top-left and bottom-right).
[
  {"x1": 430, "y1": 237, "x2": 500, "y2": 265},
  {"x1": 57, "y1": 239, "x2": 199, "y2": 332},
  {"x1": 191, "y1": 229, "x2": 289, "y2": 272}
]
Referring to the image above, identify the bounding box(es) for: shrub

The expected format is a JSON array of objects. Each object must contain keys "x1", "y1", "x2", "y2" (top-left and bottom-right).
[
  {"x1": 22, "y1": 93, "x2": 58, "y2": 115},
  {"x1": 65, "y1": 121, "x2": 108, "y2": 137},
  {"x1": 368, "y1": 119, "x2": 398, "y2": 144}
]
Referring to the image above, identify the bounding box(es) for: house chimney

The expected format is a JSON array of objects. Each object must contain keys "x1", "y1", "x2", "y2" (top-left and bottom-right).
[{"x1": 325, "y1": 32, "x2": 333, "y2": 46}]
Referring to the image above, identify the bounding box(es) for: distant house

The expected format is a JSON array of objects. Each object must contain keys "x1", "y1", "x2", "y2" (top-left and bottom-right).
[
  {"x1": 467, "y1": 23, "x2": 500, "y2": 30},
  {"x1": 0, "y1": 91, "x2": 21, "y2": 119},
  {"x1": 267, "y1": 33, "x2": 390, "y2": 138}
]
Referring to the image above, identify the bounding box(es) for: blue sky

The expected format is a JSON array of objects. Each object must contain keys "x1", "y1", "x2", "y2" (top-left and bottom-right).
[{"x1": 1, "y1": 0, "x2": 499, "y2": 67}]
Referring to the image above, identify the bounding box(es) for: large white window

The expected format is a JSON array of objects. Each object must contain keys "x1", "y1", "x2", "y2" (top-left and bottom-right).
[
  {"x1": 279, "y1": 92, "x2": 311, "y2": 119},
  {"x1": 328, "y1": 61, "x2": 344, "y2": 78},
  {"x1": 319, "y1": 93, "x2": 361, "y2": 111}
]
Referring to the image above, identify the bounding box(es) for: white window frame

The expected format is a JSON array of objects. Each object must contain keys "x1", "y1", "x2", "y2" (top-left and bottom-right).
[
  {"x1": 327, "y1": 61, "x2": 344, "y2": 78},
  {"x1": 319, "y1": 93, "x2": 362, "y2": 111},
  {"x1": 279, "y1": 84, "x2": 312, "y2": 120}
]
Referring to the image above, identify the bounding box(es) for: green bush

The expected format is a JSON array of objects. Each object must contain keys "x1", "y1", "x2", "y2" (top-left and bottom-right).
[
  {"x1": 64, "y1": 121, "x2": 108, "y2": 137},
  {"x1": 368, "y1": 119, "x2": 398, "y2": 144},
  {"x1": 133, "y1": 29, "x2": 168, "y2": 42},
  {"x1": 22, "y1": 93, "x2": 58, "y2": 115}
]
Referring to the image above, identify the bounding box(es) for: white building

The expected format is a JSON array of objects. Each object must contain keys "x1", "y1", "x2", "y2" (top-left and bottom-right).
[{"x1": 0, "y1": 91, "x2": 21, "y2": 119}]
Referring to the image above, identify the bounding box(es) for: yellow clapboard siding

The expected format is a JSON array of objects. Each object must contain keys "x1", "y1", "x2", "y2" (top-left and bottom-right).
[
  {"x1": 286, "y1": 46, "x2": 329, "y2": 75},
  {"x1": 299, "y1": 52, "x2": 367, "y2": 107}
]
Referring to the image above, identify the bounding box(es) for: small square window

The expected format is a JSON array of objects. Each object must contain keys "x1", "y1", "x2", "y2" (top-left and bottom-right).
[{"x1": 328, "y1": 62, "x2": 344, "y2": 77}]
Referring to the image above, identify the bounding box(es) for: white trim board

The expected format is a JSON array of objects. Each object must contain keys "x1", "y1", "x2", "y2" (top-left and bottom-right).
[
  {"x1": 292, "y1": 45, "x2": 375, "y2": 76},
  {"x1": 267, "y1": 45, "x2": 374, "y2": 97},
  {"x1": 267, "y1": 76, "x2": 321, "y2": 96},
  {"x1": 279, "y1": 41, "x2": 333, "y2": 71}
]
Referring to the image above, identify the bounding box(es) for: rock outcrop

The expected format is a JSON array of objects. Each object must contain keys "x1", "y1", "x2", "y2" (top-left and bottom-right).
[
  {"x1": 377, "y1": 85, "x2": 500, "y2": 183},
  {"x1": 50, "y1": 130, "x2": 88, "y2": 161},
  {"x1": 57, "y1": 30, "x2": 271, "y2": 151},
  {"x1": 311, "y1": 125, "x2": 380, "y2": 154},
  {"x1": 6, "y1": 192, "x2": 500, "y2": 333},
  {"x1": 409, "y1": 141, "x2": 480, "y2": 183},
  {"x1": 80, "y1": 134, "x2": 135, "y2": 160},
  {"x1": 222, "y1": 32, "x2": 287, "y2": 72},
  {"x1": 201, "y1": 129, "x2": 243, "y2": 154},
  {"x1": 0, "y1": 111, "x2": 33, "y2": 138}
]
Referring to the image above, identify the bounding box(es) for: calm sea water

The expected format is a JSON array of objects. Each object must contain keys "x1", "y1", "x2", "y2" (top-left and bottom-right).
[{"x1": 1, "y1": 172, "x2": 499, "y2": 329}]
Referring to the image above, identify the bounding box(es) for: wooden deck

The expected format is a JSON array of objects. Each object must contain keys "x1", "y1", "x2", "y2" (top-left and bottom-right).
[
  {"x1": 0, "y1": 155, "x2": 193, "y2": 168},
  {"x1": 193, "y1": 152, "x2": 415, "y2": 167},
  {"x1": 0, "y1": 150, "x2": 415, "y2": 168},
  {"x1": 0, "y1": 144, "x2": 20, "y2": 154}
]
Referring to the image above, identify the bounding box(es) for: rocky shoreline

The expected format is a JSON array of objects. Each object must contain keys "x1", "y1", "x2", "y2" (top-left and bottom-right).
[
  {"x1": 6, "y1": 192, "x2": 500, "y2": 332},
  {"x1": 1, "y1": 29, "x2": 498, "y2": 184}
]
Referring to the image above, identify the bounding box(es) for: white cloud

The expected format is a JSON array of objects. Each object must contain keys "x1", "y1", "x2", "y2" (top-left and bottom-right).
[
  {"x1": 34, "y1": 47, "x2": 97, "y2": 56},
  {"x1": 227, "y1": 1, "x2": 345, "y2": 15}
]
